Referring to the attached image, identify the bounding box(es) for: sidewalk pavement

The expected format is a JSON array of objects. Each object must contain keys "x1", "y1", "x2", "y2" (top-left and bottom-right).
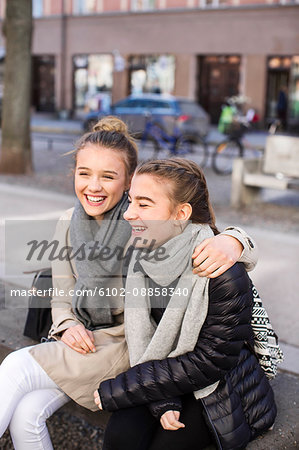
[{"x1": 31, "y1": 113, "x2": 82, "y2": 135}]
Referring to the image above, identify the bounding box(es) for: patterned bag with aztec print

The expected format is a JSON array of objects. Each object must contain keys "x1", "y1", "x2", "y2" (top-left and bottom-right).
[{"x1": 251, "y1": 284, "x2": 284, "y2": 379}]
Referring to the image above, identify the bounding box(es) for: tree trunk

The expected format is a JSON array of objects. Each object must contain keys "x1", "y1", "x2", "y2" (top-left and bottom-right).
[{"x1": 0, "y1": 0, "x2": 33, "y2": 174}]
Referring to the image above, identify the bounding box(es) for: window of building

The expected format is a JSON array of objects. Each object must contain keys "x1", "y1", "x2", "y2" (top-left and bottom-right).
[
  {"x1": 288, "y1": 56, "x2": 299, "y2": 124},
  {"x1": 129, "y1": 55, "x2": 175, "y2": 94},
  {"x1": 32, "y1": 55, "x2": 55, "y2": 112},
  {"x1": 266, "y1": 56, "x2": 291, "y2": 122},
  {"x1": 198, "y1": 55, "x2": 241, "y2": 123},
  {"x1": 73, "y1": 54, "x2": 113, "y2": 115},
  {"x1": 266, "y1": 55, "x2": 299, "y2": 129},
  {"x1": 73, "y1": 0, "x2": 97, "y2": 15},
  {"x1": 131, "y1": 0, "x2": 156, "y2": 11},
  {"x1": 32, "y1": 0, "x2": 43, "y2": 18},
  {"x1": 199, "y1": 0, "x2": 230, "y2": 7}
]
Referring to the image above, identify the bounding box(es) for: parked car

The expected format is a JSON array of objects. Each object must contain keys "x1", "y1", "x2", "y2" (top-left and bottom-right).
[{"x1": 83, "y1": 94, "x2": 210, "y2": 138}]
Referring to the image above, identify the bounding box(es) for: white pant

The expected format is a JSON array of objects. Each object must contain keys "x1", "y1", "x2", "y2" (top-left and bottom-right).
[{"x1": 0, "y1": 346, "x2": 69, "y2": 450}]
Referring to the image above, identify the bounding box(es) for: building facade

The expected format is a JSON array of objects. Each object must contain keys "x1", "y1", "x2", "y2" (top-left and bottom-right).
[{"x1": 0, "y1": 0, "x2": 298, "y2": 126}]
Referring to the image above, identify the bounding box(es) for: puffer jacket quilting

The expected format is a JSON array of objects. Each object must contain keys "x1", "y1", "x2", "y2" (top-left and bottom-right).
[{"x1": 98, "y1": 263, "x2": 276, "y2": 449}]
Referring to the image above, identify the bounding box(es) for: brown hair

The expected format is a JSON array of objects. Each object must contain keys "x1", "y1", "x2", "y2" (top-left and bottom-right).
[
  {"x1": 136, "y1": 158, "x2": 219, "y2": 235},
  {"x1": 73, "y1": 116, "x2": 138, "y2": 180}
]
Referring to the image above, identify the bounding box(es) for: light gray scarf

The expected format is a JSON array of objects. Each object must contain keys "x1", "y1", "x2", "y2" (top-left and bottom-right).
[
  {"x1": 69, "y1": 193, "x2": 131, "y2": 329},
  {"x1": 125, "y1": 223, "x2": 219, "y2": 399}
]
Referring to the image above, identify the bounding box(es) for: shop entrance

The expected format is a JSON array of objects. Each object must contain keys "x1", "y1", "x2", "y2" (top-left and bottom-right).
[
  {"x1": 73, "y1": 54, "x2": 113, "y2": 116},
  {"x1": 265, "y1": 56, "x2": 299, "y2": 130},
  {"x1": 32, "y1": 55, "x2": 55, "y2": 112},
  {"x1": 198, "y1": 55, "x2": 240, "y2": 124}
]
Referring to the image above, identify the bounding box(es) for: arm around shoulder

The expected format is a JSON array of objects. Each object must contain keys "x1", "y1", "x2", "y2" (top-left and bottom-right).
[{"x1": 222, "y1": 226, "x2": 258, "y2": 271}]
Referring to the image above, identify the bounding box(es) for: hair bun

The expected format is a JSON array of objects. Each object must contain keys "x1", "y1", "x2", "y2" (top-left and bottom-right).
[{"x1": 93, "y1": 116, "x2": 129, "y2": 136}]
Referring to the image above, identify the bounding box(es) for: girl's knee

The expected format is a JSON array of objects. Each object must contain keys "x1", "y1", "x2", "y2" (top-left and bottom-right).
[
  {"x1": 0, "y1": 347, "x2": 32, "y2": 373},
  {"x1": 9, "y1": 391, "x2": 53, "y2": 438},
  {"x1": 1, "y1": 351, "x2": 20, "y2": 372},
  {"x1": 9, "y1": 398, "x2": 36, "y2": 432}
]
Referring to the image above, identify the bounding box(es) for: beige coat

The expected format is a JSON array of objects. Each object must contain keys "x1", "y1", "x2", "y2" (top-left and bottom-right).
[{"x1": 30, "y1": 208, "x2": 130, "y2": 411}]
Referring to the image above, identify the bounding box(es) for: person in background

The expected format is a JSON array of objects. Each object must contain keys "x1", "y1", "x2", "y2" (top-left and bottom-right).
[{"x1": 277, "y1": 85, "x2": 288, "y2": 130}]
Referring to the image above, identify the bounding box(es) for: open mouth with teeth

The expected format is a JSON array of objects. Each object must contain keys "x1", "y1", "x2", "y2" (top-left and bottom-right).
[
  {"x1": 131, "y1": 225, "x2": 147, "y2": 235},
  {"x1": 84, "y1": 194, "x2": 106, "y2": 206}
]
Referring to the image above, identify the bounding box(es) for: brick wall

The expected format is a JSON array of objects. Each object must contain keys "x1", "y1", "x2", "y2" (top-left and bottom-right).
[
  {"x1": 103, "y1": 0, "x2": 123, "y2": 11},
  {"x1": 48, "y1": 0, "x2": 63, "y2": 15}
]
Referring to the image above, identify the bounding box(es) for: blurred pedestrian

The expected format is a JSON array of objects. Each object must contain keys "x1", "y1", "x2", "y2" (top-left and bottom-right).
[{"x1": 277, "y1": 85, "x2": 288, "y2": 130}]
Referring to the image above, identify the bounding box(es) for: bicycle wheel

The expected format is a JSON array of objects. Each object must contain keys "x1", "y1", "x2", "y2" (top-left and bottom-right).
[
  {"x1": 140, "y1": 135, "x2": 160, "y2": 159},
  {"x1": 140, "y1": 122, "x2": 167, "y2": 159},
  {"x1": 212, "y1": 140, "x2": 243, "y2": 175},
  {"x1": 174, "y1": 136, "x2": 208, "y2": 168}
]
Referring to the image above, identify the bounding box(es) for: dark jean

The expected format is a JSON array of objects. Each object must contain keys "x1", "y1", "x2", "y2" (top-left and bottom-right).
[{"x1": 102, "y1": 393, "x2": 213, "y2": 450}]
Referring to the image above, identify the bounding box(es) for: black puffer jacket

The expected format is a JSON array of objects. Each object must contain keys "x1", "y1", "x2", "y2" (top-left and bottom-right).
[{"x1": 98, "y1": 263, "x2": 276, "y2": 450}]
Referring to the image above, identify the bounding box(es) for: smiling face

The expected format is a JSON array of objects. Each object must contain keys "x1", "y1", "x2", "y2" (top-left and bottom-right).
[
  {"x1": 75, "y1": 144, "x2": 129, "y2": 221},
  {"x1": 123, "y1": 173, "x2": 191, "y2": 248}
]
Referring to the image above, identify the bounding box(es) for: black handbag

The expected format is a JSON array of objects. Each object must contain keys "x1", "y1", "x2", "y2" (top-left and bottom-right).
[{"x1": 23, "y1": 268, "x2": 53, "y2": 341}]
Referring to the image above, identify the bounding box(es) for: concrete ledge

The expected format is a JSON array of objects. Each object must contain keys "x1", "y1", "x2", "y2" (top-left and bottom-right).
[
  {"x1": 31, "y1": 126, "x2": 82, "y2": 135},
  {"x1": 244, "y1": 173, "x2": 289, "y2": 190},
  {"x1": 231, "y1": 157, "x2": 299, "y2": 208}
]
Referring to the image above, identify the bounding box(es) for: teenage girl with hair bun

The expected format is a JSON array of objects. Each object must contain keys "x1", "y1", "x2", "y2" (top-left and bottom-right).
[{"x1": 0, "y1": 118, "x2": 257, "y2": 449}]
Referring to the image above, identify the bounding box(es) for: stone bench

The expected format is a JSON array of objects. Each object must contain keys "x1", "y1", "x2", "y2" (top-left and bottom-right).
[{"x1": 231, "y1": 135, "x2": 299, "y2": 207}]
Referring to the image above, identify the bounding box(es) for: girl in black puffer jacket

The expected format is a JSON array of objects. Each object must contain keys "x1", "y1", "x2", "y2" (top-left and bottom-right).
[{"x1": 94, "y1": 158, "x2": 276, "y2": 450}]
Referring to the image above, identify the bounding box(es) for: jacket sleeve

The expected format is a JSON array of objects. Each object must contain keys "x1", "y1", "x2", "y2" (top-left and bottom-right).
[
  {"x1": 98, "y1": 263, "x2": 253, "y2": 411},
  {"x1": 221, "y1": 226, "x2": 258, "y2": 271},
  {"x1": 147, "y1": 397, "x2": 182, "y2": 420}
]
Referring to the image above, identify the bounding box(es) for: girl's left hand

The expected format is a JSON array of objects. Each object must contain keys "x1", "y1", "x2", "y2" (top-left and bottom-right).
[
  {"x1": 93, "y1": 390, "x2": 103, "y2": 410},
  {"x1": 160, "y1": 410, "x2": 185, "y2": 430},
  {"x1": 192, "y1": 234, "x2": 243, "y2": 278}
]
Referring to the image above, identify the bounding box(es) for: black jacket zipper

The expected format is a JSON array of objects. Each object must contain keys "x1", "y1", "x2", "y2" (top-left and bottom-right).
[{"x1": 200, "y1": 398, "x2": 223, "y2": 450}]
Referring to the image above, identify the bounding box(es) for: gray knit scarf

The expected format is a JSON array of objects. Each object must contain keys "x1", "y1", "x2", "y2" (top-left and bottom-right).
[
  {"x1": 125, "y1": 222, "x2": 219, "y2": 399},
  {"x1": 69, "y1": 193, "x2": 131, "y2": 329}
]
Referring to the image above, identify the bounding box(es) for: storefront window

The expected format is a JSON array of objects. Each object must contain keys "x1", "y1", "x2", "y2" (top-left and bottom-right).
[
  {"x1": 266, "y1": 55, "x2": 299, "y2": 128},
  {"x1": 32, "y1": 0, "x2": 43, "y2": 18},
  {"x1": 73, "y1": 54, "x2": 113, "y2": 115},
  {"x1": 131, "y1": 0, "x2": 156, "y2": 11},
  {"x1": 129, "y1": 55, "x2": 175, "y2": 94},
  {"x1": 289, "y1": 56, "x2": 299, "y2": 121},
  {"x1": 73, "y1": 0, "x2": 97, "y2": 15},
  {"x1": 198, "y1": 55, "x2": 240, "y2": 123},
  {"x1": 199, "y1": 0, "x2": 228, "y2": 7}
]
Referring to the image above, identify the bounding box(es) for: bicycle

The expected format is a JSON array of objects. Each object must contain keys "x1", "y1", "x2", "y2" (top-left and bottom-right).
[
  {"x1": 212, "y1": 95, "x2": 262, "y2": 175},
  {"x1": 212, "y1": 114, "x2": 282, "y2": 175},
  {"x1": 140, "y1": 115, "x2": 208, "y2": 167},
  {"x1": 212, "y1": 120, "x2": 248, "y2": 175}
]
